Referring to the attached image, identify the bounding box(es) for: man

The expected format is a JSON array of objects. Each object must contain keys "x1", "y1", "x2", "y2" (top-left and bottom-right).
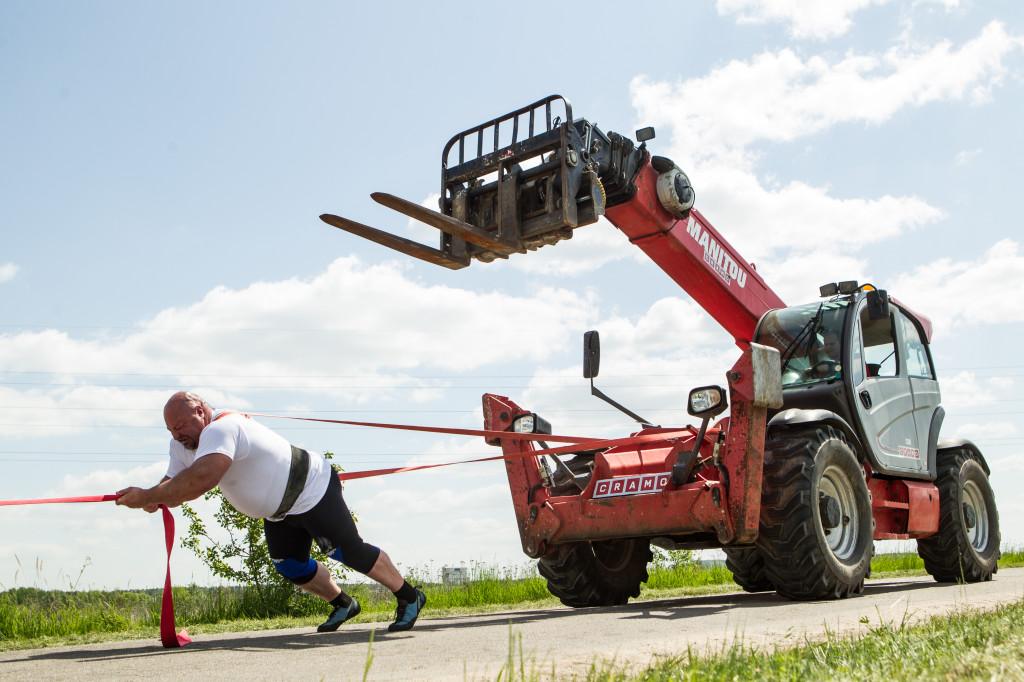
[
  {"x1": 808, "y1": 330, "x2": 843, "y2": 379},
  {"x1": 821, "y1": 330, "x2": 842, "y2": 363},
  {"x1": 116, "y1": 391, "x2": 426, "y2": 634}
]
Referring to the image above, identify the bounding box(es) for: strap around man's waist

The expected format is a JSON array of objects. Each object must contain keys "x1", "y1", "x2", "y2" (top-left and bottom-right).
[{"x1": 271, "y1": 446, "x2": 310, "y2": 519}]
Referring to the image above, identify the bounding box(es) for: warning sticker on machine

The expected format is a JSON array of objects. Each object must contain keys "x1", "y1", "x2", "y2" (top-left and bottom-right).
[
  {"x1": 593, "y1": 472, "x2": 672, "y2": 498},
  {"x1": 896, "y1": 445, "x2": 921, "y2": 459}
]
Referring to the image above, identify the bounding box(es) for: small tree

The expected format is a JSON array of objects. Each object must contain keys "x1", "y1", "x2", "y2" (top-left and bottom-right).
[
  {"x1": 180, "y1": 453, "x2": 349, "y2": 616},
  {"x1": 650, "y1": 547, "x2": 695, "y2": 569}
]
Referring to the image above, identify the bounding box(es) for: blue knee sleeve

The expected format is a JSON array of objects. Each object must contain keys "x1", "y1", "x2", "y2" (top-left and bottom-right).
[
  {"x1": 329, "y1": 547, "x2": 344, "y2": 563},
  {"x1": 273, "y1": 557, "x2": 317, "y2": 585}
]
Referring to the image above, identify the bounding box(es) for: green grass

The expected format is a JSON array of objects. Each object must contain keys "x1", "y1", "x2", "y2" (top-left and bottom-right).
[
  {"x1": 2, "y1": 550, "x2": 1021, "y2": 651},
  {"x1": 556, "y1": 596, "x2": 1024, "y2": 681},
  {"x1": 871, "y1": 547, "x2": 1024, "y2": 577}
]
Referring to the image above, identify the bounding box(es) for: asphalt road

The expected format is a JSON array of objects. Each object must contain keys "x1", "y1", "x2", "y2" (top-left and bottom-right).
[{"x1": 3, "y1": 569, "x2": 1023, "y2": 681}]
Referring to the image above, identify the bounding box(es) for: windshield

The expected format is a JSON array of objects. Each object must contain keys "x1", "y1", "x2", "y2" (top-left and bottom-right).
[{"x1": 756, "y1": 300, "x2": 849, "y2": 388}]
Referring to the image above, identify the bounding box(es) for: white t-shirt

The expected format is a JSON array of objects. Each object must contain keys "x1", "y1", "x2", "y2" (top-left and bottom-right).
[{"x1": 166, "y1": 411, "x2": 331, "y2": 520}]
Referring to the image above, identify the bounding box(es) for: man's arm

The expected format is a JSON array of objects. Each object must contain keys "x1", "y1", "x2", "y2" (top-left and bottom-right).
[
  {"x1": 137, "y1": 476, "x2": 172, "y2": 513},
  {"x1": 116, "y1": 455, "x2": 232, "y2": 509}
]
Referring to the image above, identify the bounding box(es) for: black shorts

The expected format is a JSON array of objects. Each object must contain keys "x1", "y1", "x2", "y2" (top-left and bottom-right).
[{"x1": 264, "y1": 472, "x2": 381, "y2": 574}]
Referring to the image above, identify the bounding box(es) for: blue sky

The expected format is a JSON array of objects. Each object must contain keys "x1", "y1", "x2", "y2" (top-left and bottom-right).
[{"x1": 1, "y1": 1, "x2": 1022, "y2": 589}]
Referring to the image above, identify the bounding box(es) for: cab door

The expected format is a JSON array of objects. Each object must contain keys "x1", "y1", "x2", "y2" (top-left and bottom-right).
[
  {"x1": 896, "y1": 309, "x2": 941, "y2": 461},
  {"x1": 848, "y1": 301, "x2": 928, "y2": 476}
]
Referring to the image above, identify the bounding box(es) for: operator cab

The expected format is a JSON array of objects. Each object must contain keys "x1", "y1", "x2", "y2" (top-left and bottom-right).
[{"x1": 754, "y1": 283, "x2": 940, "y2": 480}]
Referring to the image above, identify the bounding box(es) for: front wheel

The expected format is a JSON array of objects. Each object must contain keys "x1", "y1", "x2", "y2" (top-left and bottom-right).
[
  {"x1": 917, "y1": 447, "x2": 1000, "y2": 582},
  {"x1": 756, "y1": 426, "x2": 873, "y2": 600},
  {"x1": 537, "y1": 538, "x2": 652, "y2": 607}
]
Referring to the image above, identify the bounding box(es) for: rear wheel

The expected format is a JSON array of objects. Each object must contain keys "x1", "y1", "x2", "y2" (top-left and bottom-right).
[
  {"x1": 723, "y1": 546, "x2": 773, "y2": 592},
  {"x1": 756, "y1": 426, "x2": 873, "y2": 600},
  {"x1": 537, "y1": 538, "x2": 652, "y2": 607},
  {"x1": 917, "y1": 447, "x2": 1000, "y2": 582}
]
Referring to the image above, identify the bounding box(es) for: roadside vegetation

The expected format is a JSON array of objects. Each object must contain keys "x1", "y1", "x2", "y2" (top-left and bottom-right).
[
  {"x1": 502, "y1": 595, "x2": 1024, "y2": 681},
  {"x1": 1, "y1": 549, "x2": 1021, "y2": 651}
]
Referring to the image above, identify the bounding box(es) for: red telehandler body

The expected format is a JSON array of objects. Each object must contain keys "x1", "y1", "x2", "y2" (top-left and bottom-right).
[{"x1": 323, "y1": 95, "x2": 1000, "y2": 604}]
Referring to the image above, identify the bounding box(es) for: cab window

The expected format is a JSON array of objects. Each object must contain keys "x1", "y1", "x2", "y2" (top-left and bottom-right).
[
  {"x1": 755, "y1": 300, "x2": 848, "y2": 388},
  {"x1": 860, "y1": 307, "x2": 899, "y2": 378},
  {"x1": 898, "y1": 311, "x2": 934, "y2": 379},
  {"x1": 849, "y1": 317, "x2": 865, "y2": 386}
]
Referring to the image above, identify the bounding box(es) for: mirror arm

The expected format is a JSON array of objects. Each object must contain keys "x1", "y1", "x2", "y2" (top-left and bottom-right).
[
  {"x1": 590, "y1": 379, "x2": 656, "y2": 428},
  {"x1": 672, "y1": 415, "x2": 710, "y2": 485}
]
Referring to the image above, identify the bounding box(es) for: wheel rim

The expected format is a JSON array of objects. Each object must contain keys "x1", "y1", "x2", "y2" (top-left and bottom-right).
[
  {"x1": 818, "y1": 464, "x2": 861, "y2": 562},
  {"x1": 962, "y1": 479, "x2": 990, "y2": 552}
]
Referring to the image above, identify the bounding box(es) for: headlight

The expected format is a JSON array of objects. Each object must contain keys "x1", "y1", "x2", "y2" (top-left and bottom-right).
[
  {"x1": 512, "y1": 413, "x2": 552, "y2": 435},
  {"x1": 687, "y1": 386, "x2": 728, "y2": 418}
]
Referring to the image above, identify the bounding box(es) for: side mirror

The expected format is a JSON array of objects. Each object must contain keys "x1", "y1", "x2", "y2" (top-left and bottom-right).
[
  {"x1": 687, "y1": 385, "x2": 728, "y2": 418},
  {"x1": 866, "y1": 289, "x2": 890, "y2": 320},
  {"x1": 583, "y1": 330, "x2": 601, "y2": 379}
]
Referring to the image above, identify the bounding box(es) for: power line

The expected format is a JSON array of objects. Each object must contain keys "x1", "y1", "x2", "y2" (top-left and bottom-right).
[
  {"x1": 2, "y1": 363, "x2": 1023, "y2": 379},
  {"x1": 0, "y1": 370, "x2": 728, "y2": 378},
  {"x1": 0, "y1": 376, "x2": 761, "y2": 387}
]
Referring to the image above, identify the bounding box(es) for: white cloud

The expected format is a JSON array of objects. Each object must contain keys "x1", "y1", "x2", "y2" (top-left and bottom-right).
[
  {"x1": 516, "y1": 297, "x2": 739, "y2": 437},
  {"x1": 890, "y1": 239, "x2": 1024, "y2": 332},
  {"x1": 716, "y1": 0, "x2": 966, "y2": 40},
  {"x1": 506, "y1": 219, "x2": 647, "y2": 276},
  {"x1": 0, "y1": 263, "x2": 17, "y2": 284},
  {"x1": 954, "y1": 148, "x2": 982, "y2": 166},
  {"x1": 949, "y1": 420, "x2": 1018, "y2": 440},
  {"x1": 55, "y1": 462, "x2": 168, "y2": 496},
  {"x1": 632, "y1": 22, "x2": 1020, "y2": 166},
  {"x1": 620, "y1": 22, "x2": 1021, "y2": 299},
  {"x1": 404, "y1": 192, "x2": 444, "y2": 244},
  {"x1": 686, "y1": 164, "x2": 942, "y2": 264},
  {"x1": 716, "y1": 0, "x2": 890, "y2": 40},
  {"x1": 0, "y1": 385, "x2": 243, "y2": 439},
  {"x1": 911, "y1": 0, "x2": 962, "y2": 13},
  {"x1": 758, "y1": 250, "x2": 868, "y2": 304},
  {"x1": 937, "y1": 371, "x2": 1016, "y2": 411},
  {"x1": 0, "y1": 257, "x2": 597, "y2": 435}
]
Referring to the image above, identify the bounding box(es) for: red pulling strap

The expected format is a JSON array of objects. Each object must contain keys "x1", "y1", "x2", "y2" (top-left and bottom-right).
[
  {"x1": 336, "y1": 428, "x2": 695, "y2": 481},
  {"x1": 246, "y1": 413, "x2": 601, "y2": 444},
  {"x1": 0, "y1": 494, "x2": 119, "y2": 506},
  {"x1": 0, "y1": 494, "x2": 189, "y2": 649},
  {"x1": 159, "y1": 504, "x2": 191, "y2": 648}
]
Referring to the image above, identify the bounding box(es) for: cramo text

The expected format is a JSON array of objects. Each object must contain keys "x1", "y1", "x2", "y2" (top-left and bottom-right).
[{"x1": 686, "y1": 215, "x2": 748, "y2": 288}]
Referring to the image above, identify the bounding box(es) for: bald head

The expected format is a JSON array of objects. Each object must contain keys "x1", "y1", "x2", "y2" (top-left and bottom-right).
[{"x1": 164, "y1": 391, "x2": 212, "y2": 451}]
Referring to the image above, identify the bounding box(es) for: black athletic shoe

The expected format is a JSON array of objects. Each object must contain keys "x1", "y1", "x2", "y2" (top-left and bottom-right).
[
  {"x1": 317, "y1": 597, "x2": 361, "y2": 633},
  {"x1": 387, "y1": 588, "x2": 426, "y2": 632}
]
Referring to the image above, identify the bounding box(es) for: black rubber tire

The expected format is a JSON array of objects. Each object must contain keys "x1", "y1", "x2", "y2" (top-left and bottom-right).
[
  {"x1": 917, "y1": 447, "x2": 1000, "y2": 583},
  {"x1": 723, "y1": 546, "x2": 774, "y2": 593},
  {"x1": 756, "y1": 426, "x2": 873, "y2": 600},
  {"x1": 537, "y1": 538, "x2": 652, "y2": 607}
]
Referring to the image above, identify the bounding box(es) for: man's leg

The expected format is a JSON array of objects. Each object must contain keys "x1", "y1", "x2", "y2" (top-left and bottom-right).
[
  {"x1": 264, "y1": 516, "x2": 359, "y2": 633},
  {"x1": 367, "y1": 551, "x2": 427, "y2": 633},
  {"x1": 300, "y1": 475, "x2": 427, "y2": 632},
  {"x1": 301, "y1": 561, "x2": 342, "y2": 600},
  {"x1": 366, "y1": 549, "x2": 404, "y2": 591}
]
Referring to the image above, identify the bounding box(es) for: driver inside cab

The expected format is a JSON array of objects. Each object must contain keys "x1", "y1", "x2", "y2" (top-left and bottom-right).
[{"x1": 809, "y1": 330, "x2": 843, "y2": 379}]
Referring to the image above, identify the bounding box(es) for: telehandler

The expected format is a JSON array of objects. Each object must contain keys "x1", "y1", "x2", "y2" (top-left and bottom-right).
[{"x1": 322, "y1": 95, "x2": 1000, "y2": 604}]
